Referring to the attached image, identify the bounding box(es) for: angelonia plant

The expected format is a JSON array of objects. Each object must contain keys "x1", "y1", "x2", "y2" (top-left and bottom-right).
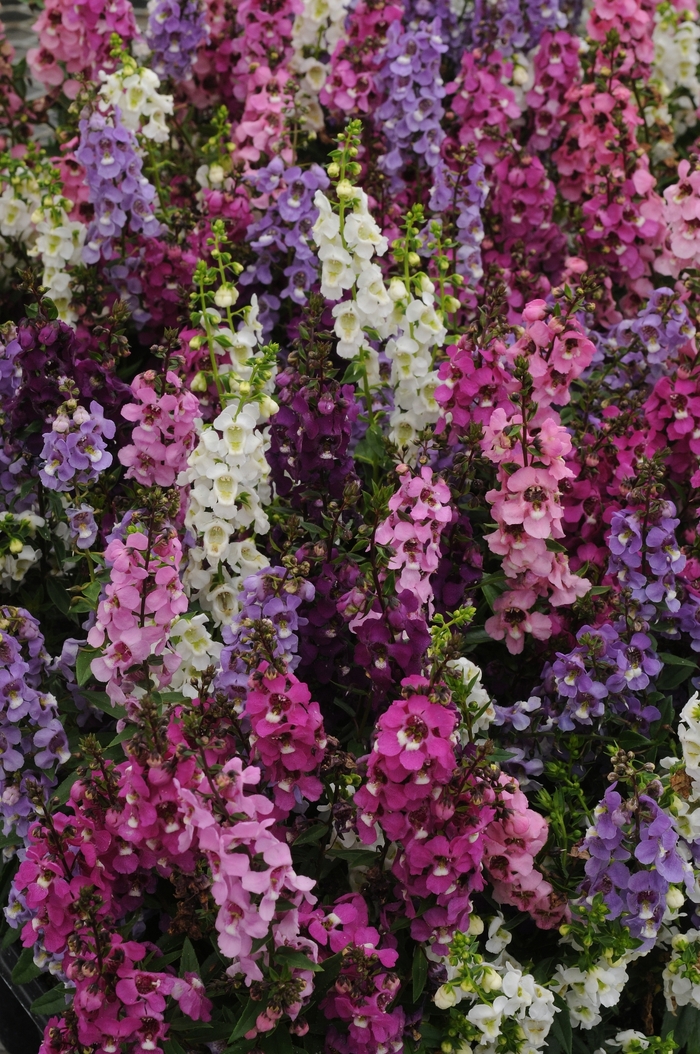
[{"x1": 4, "y1": 1, "x2": 700, "y2": 1054}]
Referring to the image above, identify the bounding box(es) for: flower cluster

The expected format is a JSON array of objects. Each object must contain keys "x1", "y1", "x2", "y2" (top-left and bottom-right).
[
  {"x1": 146, "y1": 0, "x2": 208, "y2": 80},
  {"x1": 0, "y1": 607, "x2": 67, "y2": 841},
  {"x1": 375, "y1": 465, "x2": 452, "y2": 616},
  {"x1": 240, "y1": 158, "x2": 329, "y2": 315},
  {"x1": 119, "y1": 368, "x2": 200, "y2": 488},
  {"x1": 76, "y1": 107, "x2": 161, "y2": 264},
  {"x1": 579, "y1": 781, "x2": 692, "y2": 950},
  {"x1": 6, "y1": 0, "x2": 700, "y2": 1051},
  {"x1": 39, "y1": 400, "x2": 114, "y2": 491},
  {"x1": 87, "y1": 524, "x2": 188, "y2": 706}
]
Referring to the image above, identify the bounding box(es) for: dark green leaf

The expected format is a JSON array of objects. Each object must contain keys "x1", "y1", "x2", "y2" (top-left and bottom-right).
[
  {"x1": 274, "y1": 948, "x2": 322, "y2": 972},
  {"x1": 179, "y1": 937, "x2": 200, "y2": 978},
  {"x1": 169, "y1": 1021, "x2": 234, "y2": 1039},
  {"x1": 292, "y1": 825, "x2": 328, "y2": 847},
  {"x1": 12, "y1": 946, "x2": 42, "y2": 985},
  {"x1": 659, "y1": 653, "x2": 698, "y2": 667},
  {"x1": 46, "y1": 577, "x2": 71, "y2": 615},
  {"x1": 461, "y1": 628, "x2": 493, "y2": 645},
  {"x1": 31, "y1": 985, "x2": 71, "y2": 1015},
  {"x1": 80, "y1": 688, "x2": 126, "y2": 720},
  {"x1": 230, "y1": 999, "x2": 260, "y2": 1041},
  {"x1": 309, "y1": 952, "x2": 342, "y2": 1002},
  {"x1": 481, "y1": 583, "x2": 501, "y2": 612},
  {"x1": 326, "y1": 848, "x2": 379, "y2": 867},
  {"x1": 412, "y1": 947, "x2": 427, "y2": 1002},
  {"x1": 547, "y1": 998, "x2": 572, "y2": 1054},
  {"x1": 658, "y1": 665, "x2": 695, "y2": 691},
  {"x1": 53, "y1": 770, "x2": 79, "y2": 805},
  {"x1": 76, "y1": 648, "x2": 101, "y2": 686},
  {"x1": 1, "y1": 925, "x2": 20, "y2": 948},
  {"x1": 260, "y1": 1025, "x2": 293, "y2": 1053},
  {"x1": 164, "y1": 1040, "x2": 188, "y2": 1054}
]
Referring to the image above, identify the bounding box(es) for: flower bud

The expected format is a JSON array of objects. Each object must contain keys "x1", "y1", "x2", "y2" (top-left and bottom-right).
[
  {"x1": 208, "y1": 163, "x2": 225, "y2": 185},
  {"x1": 666, "y1": 886, "x2": 685, "y2": 910},
  {"x1": 214, "y1": 285, "x2": 239, "y2": 309},
  {"x1": 336, "y1": 179, "x2": 357, "y2": 200},
  {"x1": 480, "y1": 967, "x2": 502, "y2": 992},
  {"x1": 9, "y1": 539, "x2": 24, "y2": 554},
  {"x1": 191, "y1": 371, "x2": 208, "y2": 392},
  {"x1": 434, "y1": 985, "x2": 458, "y2": 1009},
  {"x1": 468, "y1": 915, "x2": 484, "y2": 936}
]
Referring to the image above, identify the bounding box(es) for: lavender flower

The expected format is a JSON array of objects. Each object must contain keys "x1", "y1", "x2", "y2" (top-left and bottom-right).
[
  {"x1": 76, "y1": 107, "x2": 161, "y2": 264},
  {"x1": 239, "y1": 160, "x2": 329, "y2": 325},
  {"x1": 374, "y1": 19, "x2": 447, "y2": 190},
  {"x1": 608, "y1": 502, "x2": 687, "y2": 615},
  {"x1": 146, "y1": 0, "x2": 207, "y2": 80},
  {"x1": 0, "y1": 322, "x2": 20, "y2": 406},
  {"x1": 580, "y1": 784, "x2": 691, "y2": 949},
  {"x1": 0, "y1": 607, "x2": 68, "y2": 839},
  {"x1": 66, "y1": 504, "x2": 99, "y2": 550},
  {"x1": 430, "y1": 153, "x2": 488, "y2": 288},
  {"x1": 216, "y1": 567, "x2": 315, "y2": 698},
  {"x1": 39, "y1": 402, "x2": 115, "y2": 492}
]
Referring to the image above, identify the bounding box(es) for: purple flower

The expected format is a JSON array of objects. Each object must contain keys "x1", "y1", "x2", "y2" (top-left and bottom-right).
[
  {"x1": 605, "y1": 633, "x2": 662, "y2": 694},
  {"x1": 375, "y1": 19, "x2": 447, "y2": 192},
  {"x1": 146, "y1": 0, "x2": 208, "y2": 79},
  {"x1": 239, "y1": 161, "x2": 329, "y2": 325},
  {"x1": 77, "y1": 107, "x2": 161, "y2": 264},
  {"x1": 635, "y1": 796, "x2": 689, "y2": 884},
  {"x1": 39, "y1": 402, "x2": 115, "y2": 492},
  {"x1": 625, "y1": 869, "x2": 667, "y2": 939},
  {"x1": 0, "y1": 609, "x2": 68, "y2": 838},
  {"x1": 67, "y1": 504, "x2": 99, "y2": 550},
  {"x1": 216, "y1": 567, "x2": 315, "y2": 698}
]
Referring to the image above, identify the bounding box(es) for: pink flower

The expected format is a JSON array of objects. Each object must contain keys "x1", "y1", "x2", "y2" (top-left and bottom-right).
[
  {"x1": 485, "y1": 589, "x2": 553, "y2": 654},
  {"x1": 488, "y1": 465, "x2": 565, "y2": 539}
]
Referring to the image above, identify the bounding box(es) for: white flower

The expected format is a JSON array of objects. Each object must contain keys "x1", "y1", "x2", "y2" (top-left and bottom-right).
[
  {"x1": 99, "y1": 64, "x2": 173, "y2": 142},
  {"x1": 485, "y1": 914, "x2": 512, "y2": 955},
  {"x1": 332, "y1": 300, "x2": 364, "y2": 357},
  {"x1": 467, "y1": 998, "x2": 506, "y2": 1039}
]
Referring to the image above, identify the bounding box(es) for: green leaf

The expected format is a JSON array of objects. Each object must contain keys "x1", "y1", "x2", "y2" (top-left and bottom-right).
[
  {"x1": 663, "y1": 1004, "x2": 700, "y2": 1053},
  {"x1": 164, "y1": 1040, "x2": 187, "y2": 1054},
  {"x1": 80, "y1": 689, "x2": 126, "y2": 720},
  {"x1": 659, "y1": 653, "x2": 698, "y2": 667},
  {"x1": 292, "y1": 825, "x2": 328, "y2": 847},
  {"x1": 76, "y1": 647, "x2": 101, "y2": 686},
  {"x1": 310, "y1": 952, "x2": 342, "y2": 1002},
  {"x1": 274, "y1": 948, "x2": 323, "y2": 972},
  {"x1": 230, "y1": 999, "x2": 260, "y2": 1042},
  {"x1": 481, "y1": 582, "x2": 501, "y2": 612},
  {"x1": 83, "y1": 580, "x2": 103, "y2": 603},
  {"x1": 31, "y1": 985, "x2": 70, "y2": 1015},
  {"x1": 12, "y1": 946, "x2": 42, "y2": 984},
  {"x1": 354, "y1": 423, "x2": 387, "y2": 468},
  {"x1": 46, "y1": 577, "x2": 71, "y2": 615},
  {"x1": 179, "y1": 937, "x2": 200, "y2": 978},
  {"x1": 326, "y1": 848, "x2": 379, "y2": 867},
  {"x1": 1, "y1": 925, "x2": 20, "y2": 948},
  {"x1": 548, "y1": 998, "x2": 572, "y2": 1054},
  {"x1": 260, "y1": 1027, "x2": 293, "y2": 1054},
  {"x1": 412, "y1": 947, "x2": 427, "y2": 1002},
  {"x1": 53, "y1": 769, "x2": 79, "y2": 805},
  {"x1": 461, "y1": 628, "x2": 493, "y2": 645},
  {"x1": 169, "y1": 1020, "x2": 234, "y2": 1039},
  {"x1": 658, "y1": 664, "x2": 695, "y2": 691}
]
